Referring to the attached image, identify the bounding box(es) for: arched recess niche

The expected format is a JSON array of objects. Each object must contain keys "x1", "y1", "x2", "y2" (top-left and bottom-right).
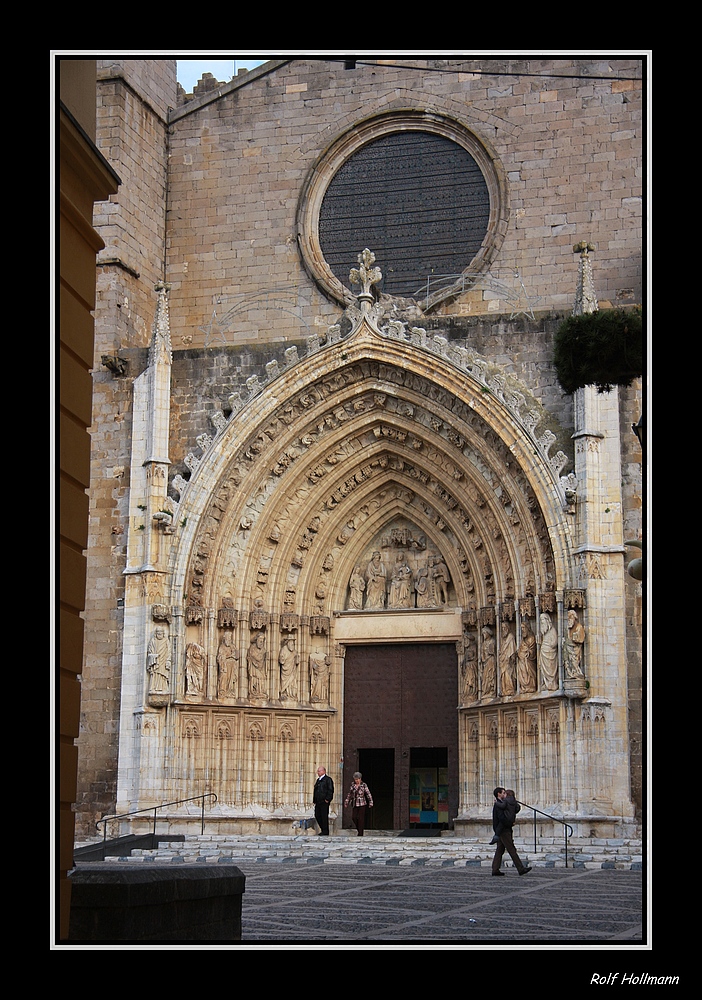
[
  {"x1": 169, "y1": 326, "x2": 570, "y2": 632},
  {"x1": 296, "y1": 111, "x2": 509, "y2": 311}
]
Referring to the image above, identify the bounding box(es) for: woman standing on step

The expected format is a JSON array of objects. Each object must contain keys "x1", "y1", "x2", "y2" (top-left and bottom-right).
[{"x1": 344, "y1": 772, "x2": 374, "y2": 836}]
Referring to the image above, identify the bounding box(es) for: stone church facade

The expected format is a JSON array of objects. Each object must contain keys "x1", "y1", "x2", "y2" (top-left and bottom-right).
[{"x1": 76, "y1": 57, "x2": 644, "y2": 841}]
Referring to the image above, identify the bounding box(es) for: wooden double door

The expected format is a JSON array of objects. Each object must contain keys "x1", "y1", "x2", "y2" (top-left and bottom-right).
[{"x1": 342, "y1": 643, "x2": 458, "y2": 831}]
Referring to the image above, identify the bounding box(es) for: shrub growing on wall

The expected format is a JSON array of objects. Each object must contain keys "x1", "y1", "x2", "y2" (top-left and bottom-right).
[{"x1": 552, "y1": 308, "x2": 643, "y2": 394}]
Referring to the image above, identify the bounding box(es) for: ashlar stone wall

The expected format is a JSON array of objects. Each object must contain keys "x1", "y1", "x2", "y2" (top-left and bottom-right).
[{"x1": 75, "y1": 57, "x2": 643, "y2": 837}]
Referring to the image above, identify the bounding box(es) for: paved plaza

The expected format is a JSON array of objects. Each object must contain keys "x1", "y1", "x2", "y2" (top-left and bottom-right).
[{"x1": 232, "y1": 861, "x2": 645, "y2": 949}]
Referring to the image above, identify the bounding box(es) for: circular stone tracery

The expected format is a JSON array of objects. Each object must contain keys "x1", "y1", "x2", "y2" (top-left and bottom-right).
[
  {"x1": 297, "y1": 112, "x2": 508, "y2": 310},
  {"x1": 319, "y1": 131, "x2": 490, "y2": 298}
]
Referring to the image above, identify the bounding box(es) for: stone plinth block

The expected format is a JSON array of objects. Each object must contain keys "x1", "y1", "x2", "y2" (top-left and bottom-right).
[
  {"x1": 564, "y1": 677, "x2": 588, "y2": 699},
  {"x1": 68, "y1": 863, "x2": 245, "y2": 942}
]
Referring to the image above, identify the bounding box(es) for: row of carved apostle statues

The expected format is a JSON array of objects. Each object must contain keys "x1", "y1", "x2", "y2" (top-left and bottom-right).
[
  {"x1": 461, "y1": 610, "x2": 586, "y2": 702},
  {"x1": 147, "y1": 628, "x2": 331, "y2": 704}
]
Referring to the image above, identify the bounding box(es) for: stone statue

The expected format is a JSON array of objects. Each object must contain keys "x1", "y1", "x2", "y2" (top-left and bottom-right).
[
  {"x1": 539, "y1": 612, "x2": 559, "y2": 690},
  {"x1": 480, "y1": 626, "x2": 496, "y2": 697},
  {"x1": 147, "y1": 626, "x2": 171, "y2": 694},
  {"x1": 309, "y1": 652, "x2": 331, "y2": 703},
  {"x1": 348, "y1": 565, "x2": 365, "y2": 610},
  {"x1": 415, "y1": 563, "x2": 431, "y2": 608},
  {"x1": 364, "y1": 551, "x2": 387, "y2": 610},
  {"x1": 431, "y1": 555, "x2": 450, "y2": 606},
  {"x1": 516, "y1": 620, "x2": 537, "y2": 693},
  {"x1": 564, "y1": 609, "x2": 586, "y2": 678},
  {"x1": 247, "y1": 633, "x2": 268, "y2": 698},
  {"x1": 388, "y1": 553, "x2": 413, "y2": 609},
  {"x1": 461, "y1": 632, "x2": 478, "y2": 702},
  {"x1": 184, "y1": 642, "x2": 205, "y2": 696},
  {"x1": 499, "y1": 621, "x2": 517, "y2": 696},
  {"x1": 216, "y1": 630, "x2": 239, "y2": 699},
  {"x1": 278, "y1": 637, "x2": 299, "y2": 700}
]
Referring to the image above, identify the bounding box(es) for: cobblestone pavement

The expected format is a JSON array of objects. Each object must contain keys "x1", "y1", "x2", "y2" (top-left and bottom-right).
[{"x1": 233, "y1": 862, "x2": 646, "y2": 948}]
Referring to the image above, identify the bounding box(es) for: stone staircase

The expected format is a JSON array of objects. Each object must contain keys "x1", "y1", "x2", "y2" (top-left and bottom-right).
[{"x1": 100, "y1": 831, "x2": 643, "y2": 870}]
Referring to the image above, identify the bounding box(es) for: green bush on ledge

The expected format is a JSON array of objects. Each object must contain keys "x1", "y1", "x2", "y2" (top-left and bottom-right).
[{"x1": 552, "y1": 307, "x2": 643, "y2": 395}]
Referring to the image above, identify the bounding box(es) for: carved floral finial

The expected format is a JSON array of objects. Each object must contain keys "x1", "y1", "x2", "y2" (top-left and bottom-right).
[{"x1": 349, "y1": 248, "x2": 382, "y2": 304}]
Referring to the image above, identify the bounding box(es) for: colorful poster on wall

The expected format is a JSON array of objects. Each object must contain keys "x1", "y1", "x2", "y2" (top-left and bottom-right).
[
  {"x1": 419, "y1": 768, "x2": 438, "y2": 823},
  {"x1": 410, "y1": 767, "x2": 448, "y2": 824}
]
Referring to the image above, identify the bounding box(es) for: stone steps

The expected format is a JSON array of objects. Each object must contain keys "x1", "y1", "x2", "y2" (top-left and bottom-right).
[{"x1": 104, "y1": 833, "x2": 643, "y2": 870}]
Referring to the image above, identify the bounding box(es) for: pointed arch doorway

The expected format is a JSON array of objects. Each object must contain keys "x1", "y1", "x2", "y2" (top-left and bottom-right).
[{"x1": 342, "y1": 642, "x2": 458, "y2": 832}]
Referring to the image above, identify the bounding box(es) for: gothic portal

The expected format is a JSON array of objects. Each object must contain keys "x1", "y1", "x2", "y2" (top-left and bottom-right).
[{"x1": 116, "y1": 254, "x2": 635, "y2": 838}]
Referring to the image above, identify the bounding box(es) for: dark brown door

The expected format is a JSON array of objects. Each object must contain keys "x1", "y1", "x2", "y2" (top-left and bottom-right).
[{"x1": 343, "y1": 643, "x2": 458, "y2": 830}]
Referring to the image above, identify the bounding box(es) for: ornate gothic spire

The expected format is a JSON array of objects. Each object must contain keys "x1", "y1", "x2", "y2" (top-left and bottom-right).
[
  {"x1": 572, "y1": 241, "x2": 598, "y2": 316},
  {"x1": 144, "y1": 281, "x2": 172, "y2": 467},
  {"x1": 149, "y1": 281, "x2": 173, "y2": 365}
]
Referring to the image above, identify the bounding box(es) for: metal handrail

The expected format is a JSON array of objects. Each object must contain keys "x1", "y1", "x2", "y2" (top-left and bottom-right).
[
  {"x1": 517, "y1": 800, "x2": 574, "y2": 867},
  {"x1": 95, "y1": 793, "x2": 218, "y2": 851}
]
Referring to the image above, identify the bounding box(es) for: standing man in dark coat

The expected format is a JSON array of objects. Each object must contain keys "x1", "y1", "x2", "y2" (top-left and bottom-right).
[
  {"x1": 491, "y1": 787, "x2": 531, "y2": 876},
  {"x1": 313, "y1": 766, "x2": 334, "y2": 836}
]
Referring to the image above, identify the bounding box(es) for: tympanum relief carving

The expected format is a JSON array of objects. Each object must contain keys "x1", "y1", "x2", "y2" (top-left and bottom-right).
[{"x1": 345, "y1": 525, "x2": 453, "y2": 612}]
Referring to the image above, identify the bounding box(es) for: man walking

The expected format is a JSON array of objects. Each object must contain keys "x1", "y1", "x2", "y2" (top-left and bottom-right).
[
  {"x1": 491, "y1": 787, "x2": 531, "y2": 876},
  {"x1": 313, "y1": 766, "x2": 334, "y2": 836}
]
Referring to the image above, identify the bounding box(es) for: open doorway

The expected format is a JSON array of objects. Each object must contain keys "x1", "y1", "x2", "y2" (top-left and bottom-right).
[
  {"x1": 357, "y1": 748, "x2": 395, "y2": 831},
  {"x1": 343, "y1": 643, "x2": 458, "y2": 830}
]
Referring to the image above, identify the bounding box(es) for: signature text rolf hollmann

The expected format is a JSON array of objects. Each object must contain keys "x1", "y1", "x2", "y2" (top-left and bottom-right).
[{"x1": 591, "y1": 974, "x2": 679, "y2": 986}]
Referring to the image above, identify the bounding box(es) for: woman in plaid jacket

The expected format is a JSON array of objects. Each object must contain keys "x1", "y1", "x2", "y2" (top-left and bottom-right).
[{"x1": 344, "y1": 772, "x2": 374, "y2": 836}]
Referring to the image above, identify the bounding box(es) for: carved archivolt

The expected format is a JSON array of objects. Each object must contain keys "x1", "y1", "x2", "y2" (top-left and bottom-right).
[{"x1": 177, "y1": 357, "x2": 558, "y2": 621}]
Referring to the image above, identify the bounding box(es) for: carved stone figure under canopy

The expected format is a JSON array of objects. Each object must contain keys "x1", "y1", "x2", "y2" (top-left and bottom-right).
[
  {"x1": 461, "y1": 632, "x2": 478, "y2": 702},
  {"x1": 516, "y1": 620, "x2": 537, "y2": 693},
  {"x1": 185, "y1": 642, "x2": 205, "y2": 696},
  {"x1": 309, "y1": 652, "x2": 331, "y2": 703},
  {"x1": 364, "y1": 551, "x2": 387, "y2": 610},
  {"x1": 480, "y1": 626, "x2": 496, "y2": 697},
  {"x1": 415, "y1": 563, "x2": 431, "y2": 608},
  {"x1": 216, "y1": 630, "x2": 239, "y2": 699},
  {"x1": 247, "y1": 633, "x2": 268, "y2": 698},
  {"x1": 388, "y1": 553, "x2": 413, "y2": 609},
  {"x1": 348, "y1": 565, "x2": 365, "y2": 610},
  {"x1": 564, "y1": 609, "x2": 586, "y2": 678},
  {"x1": 431, "y1": 556, "x2": 450, "y2": 606},
  {"x1": 539, "y1": 612, "x2": 559, "y2": 690},
  {"x1": 279, "y1": 637, "x2": 299, "y2": 700},
  {"x1": 147, "y1": 626, "x2": 171, "y2": 694},
  {"x1": 499, "y1": 621, "x2": 517, "y2": 696}
]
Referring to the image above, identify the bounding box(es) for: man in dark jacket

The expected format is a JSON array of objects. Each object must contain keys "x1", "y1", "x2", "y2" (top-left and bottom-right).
[
  {"x1": 491, "y1": 787, "x2": 531, "y2": 876},
  {"x1": 313, "y1": 766, "x2": 334, "y2": 836}
]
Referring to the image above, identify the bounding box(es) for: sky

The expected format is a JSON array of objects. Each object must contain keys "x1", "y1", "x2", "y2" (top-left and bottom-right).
[{"x1": 177, "y1": 58, "x2": 267, "y2": 92}]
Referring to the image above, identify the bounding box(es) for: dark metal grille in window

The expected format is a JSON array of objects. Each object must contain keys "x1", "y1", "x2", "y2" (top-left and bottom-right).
[{"x1": 319, "y1": 132, "x2": 490, "y2": 297}]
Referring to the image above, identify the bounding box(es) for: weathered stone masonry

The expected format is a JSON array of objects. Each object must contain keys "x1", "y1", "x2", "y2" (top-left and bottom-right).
[{"x1": 76, "y1": 57, "x2": 643, "y2": 840}]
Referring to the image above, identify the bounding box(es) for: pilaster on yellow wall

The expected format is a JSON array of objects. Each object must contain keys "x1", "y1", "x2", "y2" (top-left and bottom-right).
[{"x1": 58, "y1": 60, "x2": 119, "y2": 941}]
